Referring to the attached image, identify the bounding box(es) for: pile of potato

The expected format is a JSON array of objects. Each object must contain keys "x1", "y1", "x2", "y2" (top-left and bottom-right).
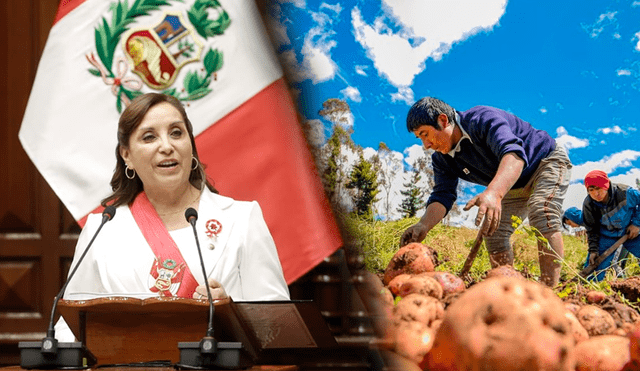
[{"x1": 371, "y1": 242, "x2": 640, "y2": 371}]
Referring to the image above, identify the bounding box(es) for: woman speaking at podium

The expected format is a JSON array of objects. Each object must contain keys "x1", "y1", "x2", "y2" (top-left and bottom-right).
[{"x1": 55, "y1": 93, "x2": 290, "y2": 341}]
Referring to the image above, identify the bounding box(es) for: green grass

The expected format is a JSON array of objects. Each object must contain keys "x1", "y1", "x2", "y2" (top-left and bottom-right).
[{"x1": 339, "y1": 213, "x2": 639, "y2": 291}]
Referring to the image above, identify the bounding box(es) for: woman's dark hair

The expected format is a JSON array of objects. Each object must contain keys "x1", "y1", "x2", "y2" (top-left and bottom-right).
[
  {"x1": 101, "y1": 93, "x2": 217, "y2": 208},
  {"x1": 406, "y1": 97, "x2": 456, "y2": 132}
]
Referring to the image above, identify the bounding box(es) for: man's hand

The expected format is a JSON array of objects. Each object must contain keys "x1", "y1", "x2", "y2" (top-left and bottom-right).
[
  {"x1": 628, "y1": 224, "x2": 640, "y2": 239},
  {"x1": 588, "y1": 252, "x2": 599, "y2": 266},
  {"x1": 400, "y1": 223, "x2": 428, "y2": 247},
  {"x1": 193, "y1": 278, "x2": 228, "y2": 300},
  {"x1": 463, "y1": 189, "x2": 502, "y2": 236}
]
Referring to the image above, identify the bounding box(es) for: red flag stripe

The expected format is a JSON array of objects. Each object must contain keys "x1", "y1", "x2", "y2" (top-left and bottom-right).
[
  {"x1": 53, "y1": 0, "x2": 88, "y2": 25},
  {"x1": 195, "y1": 78, "x2": 342, "y2": 284}
]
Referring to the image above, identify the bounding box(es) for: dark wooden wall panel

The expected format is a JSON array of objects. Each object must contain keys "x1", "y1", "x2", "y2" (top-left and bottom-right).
[{"x1": 0, "y1": 0, "x2": 66, "y2": 366}]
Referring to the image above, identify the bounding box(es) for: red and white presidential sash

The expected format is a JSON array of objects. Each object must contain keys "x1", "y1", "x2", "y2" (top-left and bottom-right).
[{"x1": 130, "y1": 192, "x2": 198, "y2": 298}]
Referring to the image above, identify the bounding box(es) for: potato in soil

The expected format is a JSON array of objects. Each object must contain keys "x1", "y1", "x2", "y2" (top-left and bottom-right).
[
  {"x1": 383, "y1": 243, "x2": 436, "y2": 285},
  {"x1": 425, "y1": 277, "x2": 575, "y2": 371}
]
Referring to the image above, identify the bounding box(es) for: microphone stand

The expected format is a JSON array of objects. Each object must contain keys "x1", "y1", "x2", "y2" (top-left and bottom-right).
[
  {"x1": 177, "y1": 208, "x2": 250, "y2": 369},
  {"x1": 19, "y1": 206, "x2": 116, "y2": 369}
]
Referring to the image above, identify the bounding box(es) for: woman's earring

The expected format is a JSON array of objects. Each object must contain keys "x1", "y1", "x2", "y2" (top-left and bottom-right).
[
  {"x1": 125, "y1": 165, "x2": 136, "y2": 180},
  {"x1": 192, "y1": 157, "x2": 199, "y2": 170}
]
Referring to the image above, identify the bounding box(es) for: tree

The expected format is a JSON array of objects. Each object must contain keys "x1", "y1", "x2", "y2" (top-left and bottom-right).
[
  {"x1": 346, "y1": 153, "x2": 380, "y2": 219},
  {"x1": 318, "y1": 98, "x2": 356, "y2": 210},
  {"x1": 376, "y1": 142, "x2": 403, "y2": 220},
  {"x1": 397, "y1": 165, "x2": 425, "y2": 218},
  {"x1": 319, "y1": 98, "x2": 352, "y2": 128}
]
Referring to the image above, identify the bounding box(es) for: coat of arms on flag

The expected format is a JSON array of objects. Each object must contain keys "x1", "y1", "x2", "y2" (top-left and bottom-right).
[{"x1": 86, "y1": 0, "x2": 230, "y2": 111}]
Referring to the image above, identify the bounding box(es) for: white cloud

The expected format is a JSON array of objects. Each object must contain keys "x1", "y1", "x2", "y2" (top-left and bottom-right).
[
  {"x1": 581, "y1": 11, "x2": 617, "y2": 38},
  {"x1": 539, "y1": 106, "x2": 548, "y2": 114},
  {"x1": 570, "y1": 150, "x2": 640, "y2": 183},
  {"x1": 635, "y1": 31, "x2": 640, "y2": 52},
  {"x1": 300, "y1": 10, "x2": 339, "y2": 84},
  {"x1": 597, "y1": 125, "x2": 625, "y2": 134},
  {"x1": 355, "y1": 65, "x2": 368, "y2": 76},
  {"x1": 555, "y1": 126, "x2": 589, "y2": 151},
  {"x1": 563, "y1": 182, "x2": 588, "y2": 211},
  {"x1": 341, "y1": 86, "x2": 362, "y2": 102},
  {"x1": 403, "y1": 144, "x2": 429, "y2": 168},
  {"x1": 563, "y1": 151, "x2": 640, "y2": 210},
  {"x1": 390, "y1": 86, "x2": 414, "y2": 105},
  {"x1": 618, "y1": 69, "x2": 632, "y2": 76},
  {"x1": 351, "y1": 0, "x2": 507, "y2": 89},
  {"x1": 279, "y1": 7, "x2": 340, "y2": 84},
  {"x1": 610, "y1": 168, "x2": 640, "y2": 191},
  {"x1": 320, "y1": 3, "x2": 342, "y2": 14}
]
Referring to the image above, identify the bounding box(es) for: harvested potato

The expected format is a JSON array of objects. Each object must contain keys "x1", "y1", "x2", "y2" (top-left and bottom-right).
[
  {"x1": 391, "y1": 320, "x2": 436, "y2": 364},
  {"x1": 628, "y1": 323, "x2": 640, "y2": 362},
  {"x1": 425, "y1": 277, "x2": 575, "y2": 371},
  {"x1": 565, "y1": 302, "x2": 581, "y2": 314},
  {"x1": 586, "y1": 290, "x2": 607, "y2": 304},
  {"x1": 574, "y1": 335, "x2": 630, "y2": 371},
  {"x1": 383, "y1": 243, "x2": 436, "y2": 285},
  {"x1": 424, "y1": 271, "x2": 466, "y2": 296},
  {"x1": 565, "y1": 311, "x2": 589, "y2": 344},
  {"x1": 387, "y1": 273, "x2": 412, "y2": 296},
  {"x1": 392, "y1": 293, "x2": 444, "y2": 326},
  {"x1": 379, "y1": 287, "x2": 395, "y2": 306},
  {"x1": 485, "y1": 265, "x2": 524, "y2": 280},
  {"x1": 577, "y1": 305, "x2": 617, "y2": 336},
  {"x1": 398, "y1": 273, "x2": 443, "y2": 299}
]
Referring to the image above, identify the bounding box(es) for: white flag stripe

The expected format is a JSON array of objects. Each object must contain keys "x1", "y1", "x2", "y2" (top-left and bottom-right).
[{"x1": 19, "y1": 0, "x2": 282, "y2": 219}]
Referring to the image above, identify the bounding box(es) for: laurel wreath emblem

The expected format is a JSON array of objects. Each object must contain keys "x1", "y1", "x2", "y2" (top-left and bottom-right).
[{"x1": 87, "y1": 0, "x2": 230, "y2": 112}]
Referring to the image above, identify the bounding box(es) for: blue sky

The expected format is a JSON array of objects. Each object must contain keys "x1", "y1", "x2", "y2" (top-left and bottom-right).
[{"x1": 265, "y1": 0, "x2": 640, "y2": 219}]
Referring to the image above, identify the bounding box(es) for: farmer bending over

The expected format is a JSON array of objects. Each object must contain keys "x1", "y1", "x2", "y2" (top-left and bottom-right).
[
  {"x1": 582, "y1": 170, "x2": 640, "y2": 281},
  {"x1": 563, "y1": 206, "x2": 629, "y2": 278},
  {"x1": 399, "y1": 97, "x2": 572, "y2": 287}
]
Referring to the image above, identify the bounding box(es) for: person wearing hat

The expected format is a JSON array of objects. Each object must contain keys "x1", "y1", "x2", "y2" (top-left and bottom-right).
[
  {"x1": 562, "y1": 206, "x2": 587, "y2": 242},
  {"x1": 563, "y1": 206, "x2": 630, "y2": 278},
  {"x1": 562, "y1": 207, "x2": 584, "y2": 229},
  {"x1": 582, "y1": 169, "x2": 640, "y2": 281}
]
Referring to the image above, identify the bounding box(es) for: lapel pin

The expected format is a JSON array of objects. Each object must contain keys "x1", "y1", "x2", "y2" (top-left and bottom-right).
[{"x1": 205, "y1": 219, "x2": 222, "y2": 250}]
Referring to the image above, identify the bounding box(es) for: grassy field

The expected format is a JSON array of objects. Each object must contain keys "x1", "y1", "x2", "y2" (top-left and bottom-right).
[{"x1": 339, "y1": 213, "x2": 640, "y2": 291}]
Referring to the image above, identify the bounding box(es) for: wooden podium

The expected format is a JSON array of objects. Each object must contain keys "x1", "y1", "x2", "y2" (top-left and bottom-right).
[{"x1": 57, "y1": 297, "x2": 337, "y2": 367}]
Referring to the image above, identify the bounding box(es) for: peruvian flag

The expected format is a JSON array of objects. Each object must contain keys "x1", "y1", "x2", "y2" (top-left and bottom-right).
[{"x1": 18, "y1": 0, "x2": 342, "y2": 283}]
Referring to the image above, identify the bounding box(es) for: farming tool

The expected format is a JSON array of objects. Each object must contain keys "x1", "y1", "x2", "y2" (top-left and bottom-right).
[
  {"x1": 459, "y1": 229, "x2": 485, "y2": 279},
  {"x1": 579, "y1": 234, "x2": 628, "y2": 278}
]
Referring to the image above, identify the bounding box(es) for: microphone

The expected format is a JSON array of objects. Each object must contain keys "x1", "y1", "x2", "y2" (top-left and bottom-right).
[
  {"x1": 19, "y1": 206, "x2": 116, "y2": 369},
  {"x1": 178, "y1": 207, "x2": 249, "y2": 369},
  {"x1": 185, "y1": 208, "x2": 216, "y2": 343}
]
